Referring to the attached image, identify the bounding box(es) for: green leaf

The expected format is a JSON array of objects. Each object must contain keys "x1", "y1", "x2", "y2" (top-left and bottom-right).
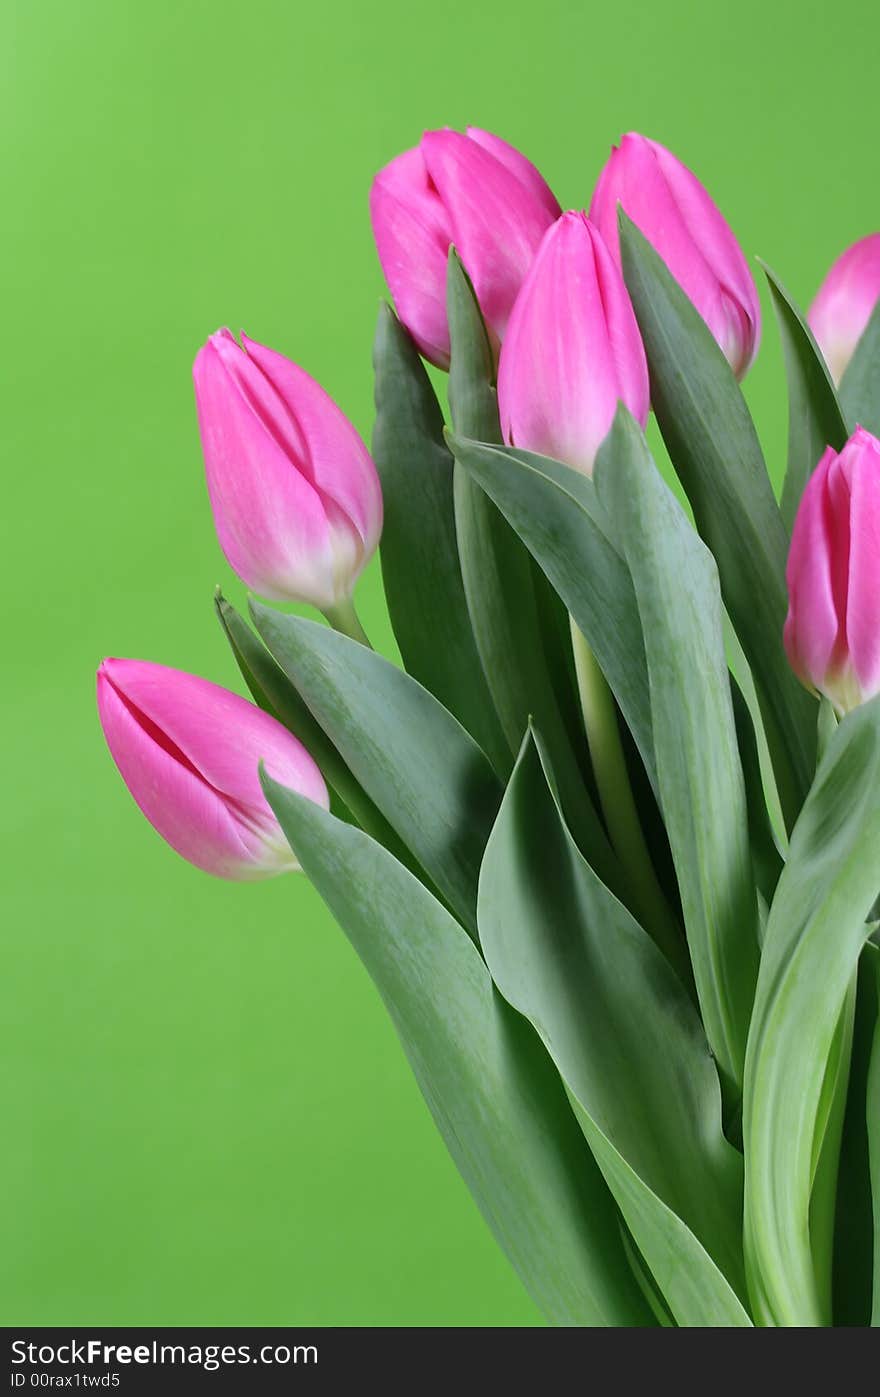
[
  {"x1": 832, "y1": 943, "x2": 879, "y2": 1326},
  {"x1": 478, "y1": 732, "x2": 750, "y2": 1326},
  {"x1": 370, "y1": 303, "x2": 510, "y2": 775},
  {"x1": 759, "y1": 261, "x2": 849, "y2": 531},
  {"x1": 446, "y1": 433, "x2": 655, "y2": 794},
  {"x1": 807, "y1": 978, "x2": 856, "y2": 1320},
  {"x1": 216, "y1": 591, "x2": 375, "y2": 834},
  {"x1": 446, "y1": 247, "x2": 501, "y2": 445},
  {"x1": 619, "y1": 212, "x2": 817, "y2": 832},
  {"x1": 262, "y1": 773, "x2": 654, "y2": 1327},
  {"x1": 249, "y1": 604, "x2": 500, "y2": 939},
  {"x1": 840, "y1": 299, "x2": 880, "y2": 436},
  {"x1": 445, "y1": 252, "x2": 620, "y2": 892},
  {"x1": 730, "y1": 677, "x2": 784, "y2": 911},
  {"x1": 743, "y1": 696, "x2": 880, "y2": 1326},
  {"x1": 597, "y1": 410, "x2": 759, "y2": 1103}
]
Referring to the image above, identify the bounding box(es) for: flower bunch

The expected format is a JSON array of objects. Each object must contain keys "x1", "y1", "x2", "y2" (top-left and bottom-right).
[{"x1": 98, "y1": 125, "x2": 880, "y2": 1327}]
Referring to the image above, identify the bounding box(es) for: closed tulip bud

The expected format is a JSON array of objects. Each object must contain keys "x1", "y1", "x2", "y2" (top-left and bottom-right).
[
  {"x1": 784, "y1": 428, "x2": 880, "y2": 715},
  {"x1": 497, "y1": 211, "x2": 649, "y2": 475},
  {"x1": 193, "y1": 331, "x2": 383, "y2": 611},
  {"x1": 590, "y1": 133, "x2": 761, "y2": 379},
  {"x1": 807, "y1": 233, "x2": 880, "y2": 385},
  {"x1": 370, "y1": 127, "x2": 560, "y2": 368},
  {"x1": 97, "y1": 658, "x2": 328, "y2": 878}
]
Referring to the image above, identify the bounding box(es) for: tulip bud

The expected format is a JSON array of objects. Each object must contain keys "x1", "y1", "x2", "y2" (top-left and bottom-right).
[
  {"x1": 496, "y1": 211, "x2": 649, "y2": 475},
  {"x1": 807, "y1": 233, "x2": 880, "y2": 385},
  {"x1": 784, "y1": 427, "x2": 880, "y2": 715},
  {"x1": 589, "y1": 133, "x2": 761, "y2": 379},
  {"x1": 370, "y1": 127, "x2": 560, "y2": 367},
  {"x1": 193, "y1": 331, "x2": 383, "y2": 611},
  {"x1": 97, "y1": 658, "x2": 329, "y2": 878}
]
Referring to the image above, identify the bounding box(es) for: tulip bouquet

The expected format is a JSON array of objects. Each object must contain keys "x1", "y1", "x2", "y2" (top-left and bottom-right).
[{"x1": 97, "y1": 128, "x2": 880, "y2": 1328}]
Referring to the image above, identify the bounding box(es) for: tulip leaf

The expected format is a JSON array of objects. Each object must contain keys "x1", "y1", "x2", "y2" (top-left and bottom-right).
[
  {"x1": 730, "y1": 677, "x2": 784, "y2": 911},
  {"x1": 831, "y1": 943, "x2": 879, "y2": 1326},
  {"x1": 250, "y1": 604, "x2": 501, "y2": 940},
  {"x1": 215, "y1": 591, "x2": 379, "y2": 836},
  {"x1": 478, "y1": 732, "x2": 750, "y2": 1326},
  {"x1": 371, "y1": 303, "x2": 510, "y2": 775},
  {"x1": 445, "y1": 250, "x2": 621, "y2": 892},
  {"x1": 446, "y1": 432, "x2": 656, "y2": 794},
  {"x1": 840, "y1": 298, "x2": 880, "y2": 436},
  {"x1": 807, "y1": 978, "x2": 856, "y2": 1322},
  {"x1": 597, "y1": 409, "x2": 760, "y2": 1103},
  {"x1": 262, "y1": 771, "x2": 654, "y2": 1328},
  {"x1": 619, "y1": 212, "x2": 817, "y2": 833},
  {"x1": 759, "y1": 261, "x2": 848, "y2": 531},
  {"x1": 742, "y1": 695, "x2": 880, "y2": 1327}
]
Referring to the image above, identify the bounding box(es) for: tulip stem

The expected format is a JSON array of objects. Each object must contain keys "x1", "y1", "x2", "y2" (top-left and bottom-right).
[
  {"x1": 323, "y1": 598, "x2": 372, "y2": 649},
  {"x1": 569, "y1": 617, "x2": 689, "y2": 980}
]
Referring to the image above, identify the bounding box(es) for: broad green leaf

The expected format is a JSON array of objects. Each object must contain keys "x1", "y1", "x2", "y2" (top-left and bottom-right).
[
  {"x1": 619, "y1": 212, "x2": 817, "y2": 832},
  {"x1": 832, "y1": 943, "x2": 878, "y2": 1326},
  {"x1": 730, "y1": 678, "x2": 784, "y2": 911},
  {"x1": 598, "y1": 410, "x2": 759, "y2": 1102},
  {"x1": 478, "y1": 733, "x2": 750, "y2": 1326},
  {"x1": 447, "y1": 433, "x2": 655, "y2": 794},
  {"x1": 263, "y1": 773, "x2": 654, "y2": 1328},
  {"x1": 216, "y1": 590, "x2": 401, "y2": 845},
  {"x1": 743, "y1": 697, "x2": 880, "y2": 1326},
  {"x1": 808, "y1": 980, "x2": 856, "y2": 1320},
  {"x1": 250, "y1": 604, "x2": 500, "y2": 940},
  {"x1": 371, "y1": 303, "x2": 510, "y2": 775},
  {"x1": 760, "y1": 261, "x2": 848, "y2": 531},
  {"x1": 840, "y1": 299, "x2": 880, "y2": 436},
  {"x1": 445, "y1": 252, "x2": 620, "y2": 892}
]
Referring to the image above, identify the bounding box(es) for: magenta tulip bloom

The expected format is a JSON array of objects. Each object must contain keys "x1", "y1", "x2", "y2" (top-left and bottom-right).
[
  {"x1": 808, "y1": 233, "x2": 880, "y2": 385},
  {"x1": 496, "y1": 212, "x2": 649, "y2": 475},
  {"x1": 97, "y1": 659, "x2": 328, "y2": 878},
  {"x1": 193, "y1": 331, "x2": 382, "y2": 611},
  {"x1": 784, "y1": 427, "x2": 880, "y2": 715},
  {"x1": 589, "y1": 133, "x2": 761, "y2": 379},
  {"x1": 370, "y1": 127, "x2": 560, "y2": 367}
]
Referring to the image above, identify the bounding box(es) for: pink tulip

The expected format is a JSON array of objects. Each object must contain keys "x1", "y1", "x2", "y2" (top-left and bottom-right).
[
  {"x1": 193, "y1": 331, "x2": 382, "y2": 610},
  {"x1": 370, "y1": 127, "x2": 560, "y2": 367},
  {"x1": 784, "y1": 427, "x2": 880, "y2": 715},
  {"x1": 589, "y1": 133, "x2": 761, "y2": 379},
  {"x1": 496, "y1": 211, "x2": 649, "y2": 475},
  {"x1": 808, "y1": 233, "x2": 880, "y2": 385},
  {"x1": 97, "y1": 659, "x2": 329, "y2": 878}
]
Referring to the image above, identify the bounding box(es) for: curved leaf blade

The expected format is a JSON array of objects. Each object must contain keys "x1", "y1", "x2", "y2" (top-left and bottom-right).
[
  {"x1": 250, "y1": 605, "x2": 500, "y2": 939},
  {"x1": 730, "y1": 677, "x2": 784, "y2": 912},
  {"x1": 263, "y1": 773, "x2": 654, "y2": 1328},
  {"x1": 598, "y1": 410, "x2": 760, "y2": 1102},
  {"x1": 217, "y1": 591, "x2": 385, "y2": 836},
  {"x1": 831, "y1": 943, "x2": 879, "y2": 1326},
  {"x1": 444, "y1": 254, "x2": 619, "y2": 887},
  {"x1": 619, "y1": 212, "x2": 817, "y2": 831},
  {"x1": 447, "y1": 432, "x2": 655, "y2": 794},
  {"x1": 743, "y1": 696, "x2": 880, "y2": 1326},
  {"x1": 478, "y1": 732, "x2": 750, "y2": 1326},
  {"x1": 371, "y1": 303, "x2": 510, "y2": 774},
  {"x1": 840, "y1": 299, "x2": 880, "y2": 436},
  {"x1": 759, "y1": 261, "x2": 848, "y2": 531}
]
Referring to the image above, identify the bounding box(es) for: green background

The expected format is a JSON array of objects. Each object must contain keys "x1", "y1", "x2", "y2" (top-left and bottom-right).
[{"x1": 3, "y1": 0, "x2": 878, "y2": 1325}]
